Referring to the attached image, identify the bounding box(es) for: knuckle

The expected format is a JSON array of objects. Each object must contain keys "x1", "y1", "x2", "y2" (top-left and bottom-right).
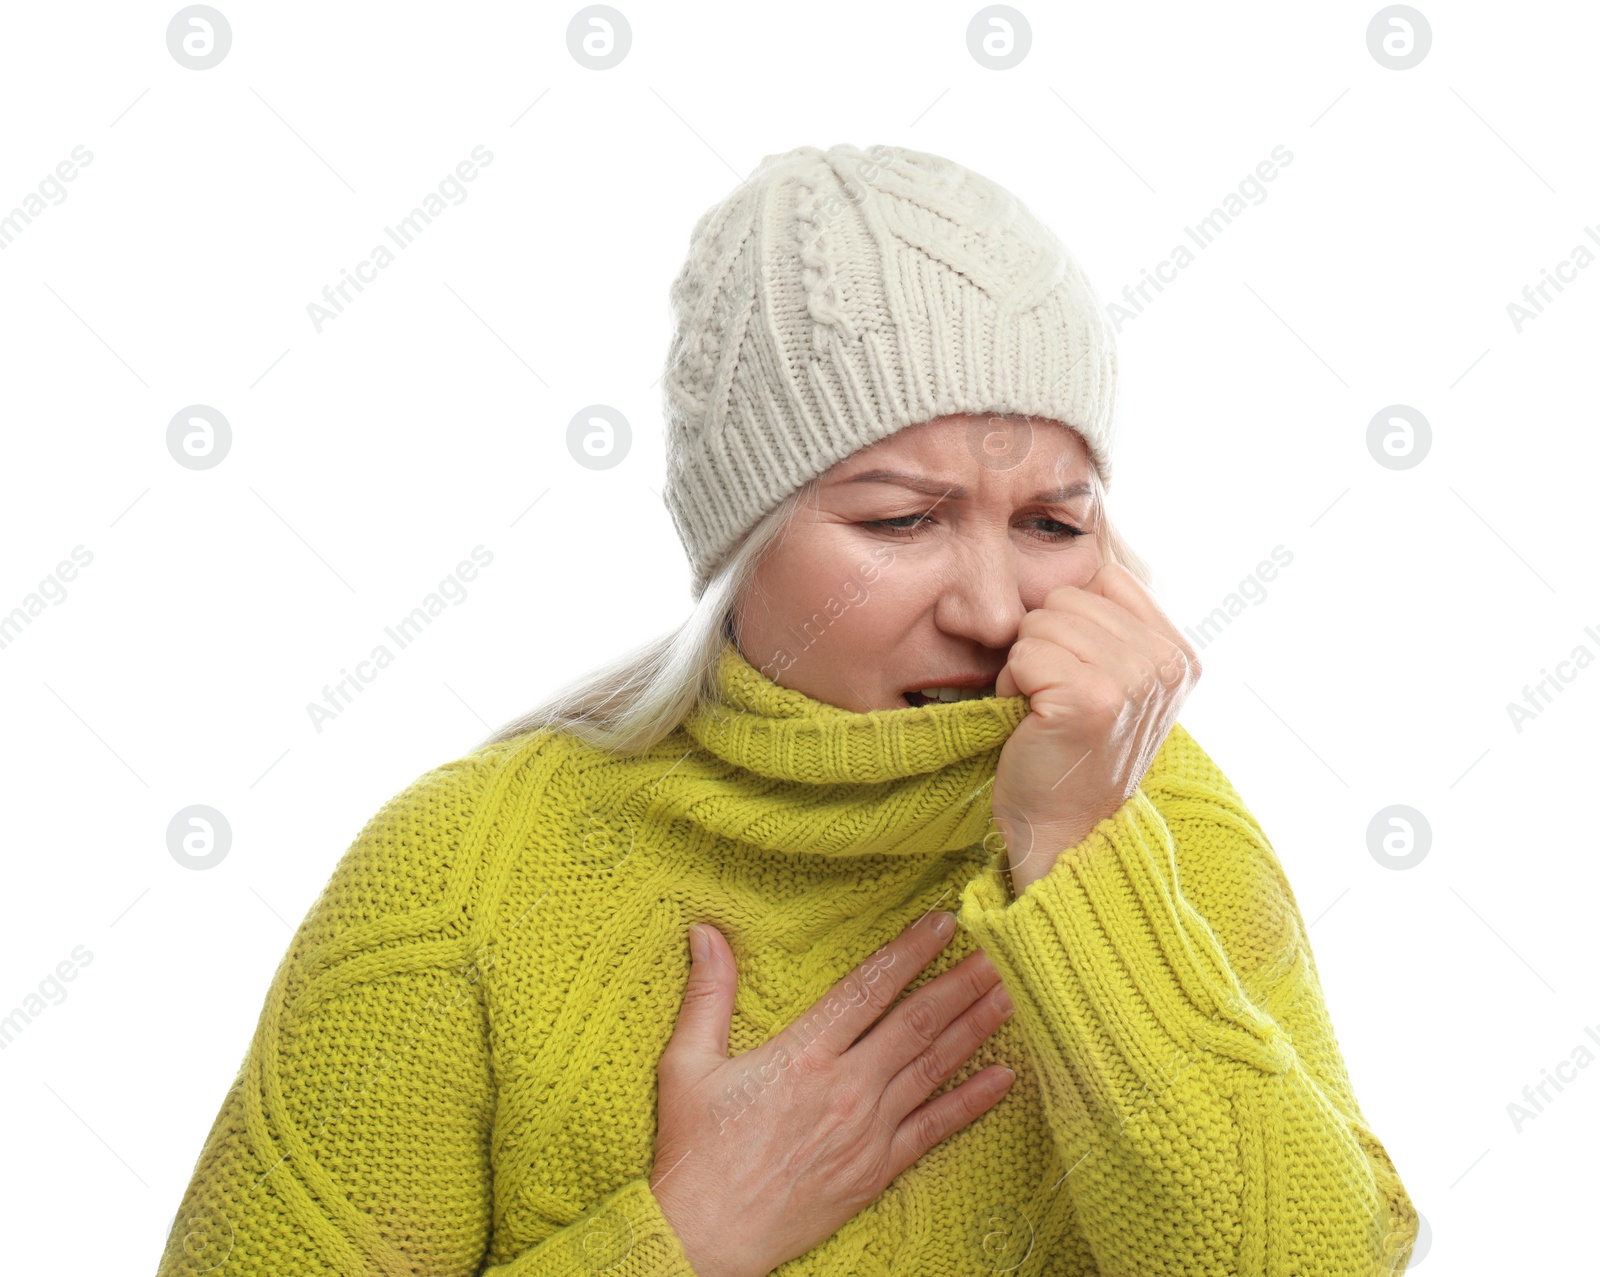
[
  {"x1": 905, "y1": 1103, "x2": 944, "y2": 1154},
  {"x1": 819, "y1": 1078, "x2": 865, "y2": 1129},
  {"x1": 900, "y1": 996, "x2": 942, "y2": 1048},
  {"x1": 831, "y1": 970, "x2": 867, "y2": 1015},
  {"x1": 851, "y1": 982, "x2": 894, "y2": 1029},
  {"x1": 678, "y1": 977, "x2": 719, "y2": 1012},
  {"x1": 1009, "y1": 634, "x2": 1047, "y2": 668},
  {"x1": 911, "y1": 1046, "x2": 950, "y2": 1093},
  {"x1": 851, "y1": 956, "x2": 899, "y2": 1012},
  {"x1": 784, "y1": 1042, "x2": 829, "y2": 1089}
]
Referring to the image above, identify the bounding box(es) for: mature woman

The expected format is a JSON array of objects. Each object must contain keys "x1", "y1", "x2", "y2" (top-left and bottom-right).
[{"x1": 158, "y1": 144, "x2": 1418, "y2": 1276}]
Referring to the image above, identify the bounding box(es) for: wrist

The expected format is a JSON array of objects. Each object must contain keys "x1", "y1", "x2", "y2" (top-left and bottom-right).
[
  {"x1": 1006, "y1": 851, "x2": 1061, "y2": 900},
  {"x1": 651, "y1": 1180, "x2": 766, "y2": 1277},
  {"x1": 992, "y1": 807, "x2": 1093, "y2": 853},
  {"x1": 993, "y1": 815, "x2": 1092, "y2": 899}
]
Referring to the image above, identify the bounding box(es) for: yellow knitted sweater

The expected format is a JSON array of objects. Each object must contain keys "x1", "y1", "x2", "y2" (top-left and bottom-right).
[{"x1": 157, "y1": 639, "x2": 1418, "y2": 1276}]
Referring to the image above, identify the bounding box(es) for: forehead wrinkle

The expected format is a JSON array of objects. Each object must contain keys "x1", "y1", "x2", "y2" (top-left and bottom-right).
[{"x1": 836, "y1": 467, "x2": 1092, "y2": 505}]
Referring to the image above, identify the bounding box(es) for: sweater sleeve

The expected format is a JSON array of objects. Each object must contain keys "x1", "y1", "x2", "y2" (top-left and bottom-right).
[
  {"x1": 154, "y1": 750, "x2": 699, "y2": 1277},
  {"x1": 956, "y1": 723, "x2": 1418, "y2": 1277},
  {"x1": 477, "y1": 1177, "x2": 697, "y2": 1276}
]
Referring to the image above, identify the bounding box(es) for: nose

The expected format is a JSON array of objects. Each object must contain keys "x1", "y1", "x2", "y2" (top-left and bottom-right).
[{"x1": 932, "y1": 533, "x2": 1028, "y2": 651}]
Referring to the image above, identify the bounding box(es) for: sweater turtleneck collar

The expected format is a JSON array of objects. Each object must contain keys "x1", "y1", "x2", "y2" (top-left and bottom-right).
[{"x1": 660, "y1": 638, "x2": 1031, "y2": 859}]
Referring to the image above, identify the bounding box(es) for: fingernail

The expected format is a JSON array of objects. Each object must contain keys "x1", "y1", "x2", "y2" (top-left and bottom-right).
[
  {"x1": 689, "y1": 924, "x2": 707, "y2": 963},
  {"x1": 992, "y1": 985, "x2": 1014, "y2": 1016},
  {"x1": 932, "y1": 910, "x2": 957, "y2": 937},
  {"x1": 998, "y1": 1067, "x2": 1016, "y2": 1086}
]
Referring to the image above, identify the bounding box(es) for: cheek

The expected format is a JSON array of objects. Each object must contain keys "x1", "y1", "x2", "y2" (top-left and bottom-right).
[
  {"x1": 789, "y1": 538, "x2": 921, "y2": 630},
  {"x1": 745, "y1": 537, "x2": 860, "y2": 631},
  {"x1": 839, "y1": 552, "x2": 935, "y2": 638},
  {"x1": 773, "y1": 546, "x2": 856, "y2": 615}
]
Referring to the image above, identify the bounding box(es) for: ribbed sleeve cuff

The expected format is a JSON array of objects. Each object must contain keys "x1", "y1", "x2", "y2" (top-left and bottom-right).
[
  {"x1": 957, "y1": 788, "x2": 1297, "y2": 1090},
  {"x1": 486, "y1": 1176, "x2": 700, "y2": 1276},
  {"x1": 953, "y1": 776, "x2": 1416, "y2": 1275}
]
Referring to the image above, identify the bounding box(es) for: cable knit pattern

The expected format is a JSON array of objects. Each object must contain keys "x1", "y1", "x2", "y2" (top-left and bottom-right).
[
  {"x1": 661, "y1": 143, "x2": 1119, "y2": 597},
  {"x1": 156, "y1": 640, "x2": 1416, "y2": 1276}
]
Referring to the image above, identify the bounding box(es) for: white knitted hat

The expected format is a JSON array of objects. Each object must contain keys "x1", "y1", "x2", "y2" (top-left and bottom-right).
[{"x1": 661, "y1": 142, "x2": 1119, "y2": 599}]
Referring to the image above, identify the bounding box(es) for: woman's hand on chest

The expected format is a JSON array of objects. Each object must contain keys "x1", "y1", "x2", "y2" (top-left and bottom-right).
[{"x1": 649, "y1": 910, "x2": 1017, "y2": 1277}]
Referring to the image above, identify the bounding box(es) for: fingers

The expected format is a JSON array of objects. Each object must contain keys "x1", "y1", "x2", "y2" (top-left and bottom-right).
[
  {"x1": 872, "y1": 958, "x2": 1014, "y2": 1122},
  {"x1": 779, "y1": 911, "x2": 957, "y2": 1060},
  {"x1": 1016, "y1": 611, "x2": 1128, "y2": 679},
  {"x1": 1031, "y1": 584, "x2": 1185, "y2": 670},
  {"x1": 1074, "y1": 561, "x2": 1166, "y2": 629},
  {"x1": 1058, "y1": 564, "x2": 1197, "y2": 669},
  {"x1": 661, "y1": 923, "x2": 737, "y2": 1076},
  {"x1": 998, "y1": 634, "x2": 1091, "y2": 703},
  {"x1": 840, "y1": 945, "x2": 999, "y2": 1085},
  {"x1": 882, "y1": 1066, "x2": 1017, "y2": 1184},
  {"x1": 1024, "y1": 586, "x2": 1196, "y2": 695}
]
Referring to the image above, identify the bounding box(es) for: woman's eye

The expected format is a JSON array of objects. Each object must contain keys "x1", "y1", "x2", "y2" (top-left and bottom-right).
[
  {"x1": 867, "y1": 515, "x2": 932, "y2": 536},
  {"x1": 1030, "y1": 518, "x2": 1086, "y2": 540},
  {"x1": 864, "y1": 515, "x2": 1086, "y2": 540}
]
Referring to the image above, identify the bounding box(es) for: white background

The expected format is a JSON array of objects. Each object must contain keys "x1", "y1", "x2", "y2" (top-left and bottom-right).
[{"x1": 1, "y1": 1, "x2": 1595, "y2": 1272}]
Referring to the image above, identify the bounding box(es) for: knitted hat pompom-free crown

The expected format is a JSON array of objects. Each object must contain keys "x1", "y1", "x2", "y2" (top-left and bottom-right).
[{"x1": 659, "y1": 142, "x2": 1119, "y2": 599}]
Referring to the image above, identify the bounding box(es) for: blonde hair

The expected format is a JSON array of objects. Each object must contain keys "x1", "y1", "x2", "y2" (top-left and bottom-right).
[{"x1": 479, "y1": 442, "x2": 1149, "y2": 757}]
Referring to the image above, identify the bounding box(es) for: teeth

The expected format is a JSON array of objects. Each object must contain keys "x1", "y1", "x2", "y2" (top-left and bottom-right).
[{"x1": 914, "y1": 685, "x2": 995, "y2": 702}]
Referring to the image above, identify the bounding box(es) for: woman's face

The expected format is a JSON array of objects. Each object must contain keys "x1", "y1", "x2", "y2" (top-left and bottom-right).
[{"x1": 732, "y1": 415, "x2": 1105, "y2": 712}]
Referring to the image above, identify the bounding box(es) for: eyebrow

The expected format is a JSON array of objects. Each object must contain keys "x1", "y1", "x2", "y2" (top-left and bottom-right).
[{"x1": 835, "y1": 468, "x2": 1094, "y2": 504}]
